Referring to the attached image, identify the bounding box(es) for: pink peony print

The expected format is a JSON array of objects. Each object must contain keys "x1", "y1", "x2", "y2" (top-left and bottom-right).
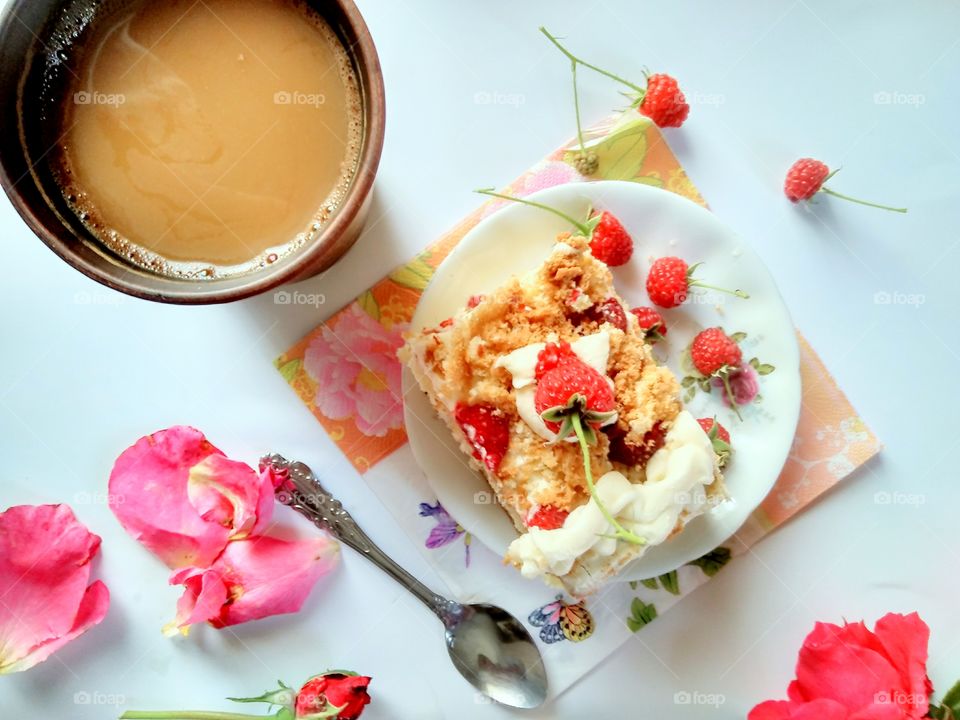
[{"x1": 304, "y1": 303, "x2": 407, "y2": 437}]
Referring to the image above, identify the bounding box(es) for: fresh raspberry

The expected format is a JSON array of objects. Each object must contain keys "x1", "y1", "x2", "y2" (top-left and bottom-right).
[
  {"x1": 639, "y1": 73, "x2": 690, "y2": 128},
  {"x1": 697, "y1": 417, "x2": 730, "y2": 444},
  {"x1": 646, "y1": 257, "x2": 748, "y2": 308},
  {"x1": 697, "y1": 417, "x2": 732, "y2": 466},
  {"x1": 646, "y1": 256, "x2": 690, "y2": 308},
  {"x1": 454, "y1": 403, "x2": 510, "y2": 473},
  {"x1": 474, "y1": 189, "x2": 638, "y2": 264},
  {"x1": 467, "y1": 294, "x2": 486, "y2": 309},
  {"x1": 588, "y1": 298, "x2": 628, "y2": 332},
  {"x1": 630, "y1": 306, "x2": 667, "y2": 342},
  {"x1": 527, "y1": 505, "x2": 569, "y2": 530},
  {"x1": 784, "y1": 158, "x2": 830, "y2": 202},
  {"x1": 587, "y1": 211, "x2": 632, "y2": 266},
  {"x1": 606, "y1": 422, "x2": 666, "y2": 467},
  {"x1": 534, "y1": 354, "x2": 616, "y2": 435},
  {"x1": 535, "y1": 341, "x2": 575, "y2": 379},
  {"x1": 690, "y1": 327, "x2": 742, "y2": 376}
]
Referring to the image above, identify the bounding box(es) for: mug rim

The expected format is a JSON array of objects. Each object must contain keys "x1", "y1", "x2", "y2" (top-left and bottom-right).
[{"x1": 0, "y1": 0, "x2": 386, "y2": 305}]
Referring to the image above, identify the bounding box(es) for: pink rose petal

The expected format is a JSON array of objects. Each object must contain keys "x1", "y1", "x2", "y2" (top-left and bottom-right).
[
  {"x1": 109, "y1": 427, "x2": 269, "y2": 569},
  {"x1": 0, "y1": 505, "x2": 110, "y2": 674},
  {"x1": 750, "y1": 699, "x2": 851, "y2": 720},
  {"x1": 187, "y1": 454, "x2": 274, "y2": 539},
  {"x1": 164, "y1": 567, "x2": 229, "y2": 637},
  {"x1": 793, "y1": 621, "x2": 902, "y2": 711},
  {"x1": 753, "y1": 613, "x2": 932, "y2": 720},
  {"x1": 168, "y1": 535, "x2": 339, "y2": 632},
  {"x1": 872, "y1": 612, "x2": 931, "y2": 717},
  {"x1": 849, "y1": 705, "x2": 911, "y2": 720}
]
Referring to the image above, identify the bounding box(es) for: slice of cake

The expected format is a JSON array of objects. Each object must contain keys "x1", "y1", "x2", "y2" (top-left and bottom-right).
[{"x1": 402, "y1": 234, "x2": 726, "y2": 596}]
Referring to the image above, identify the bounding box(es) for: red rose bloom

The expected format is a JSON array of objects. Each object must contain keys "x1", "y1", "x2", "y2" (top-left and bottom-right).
[
  {"x1": 295, "y1": 673, "x2": 372, "y2": 719},
  {"x1": 750, "y1": 612, "x2": 932, "y2": 720}
]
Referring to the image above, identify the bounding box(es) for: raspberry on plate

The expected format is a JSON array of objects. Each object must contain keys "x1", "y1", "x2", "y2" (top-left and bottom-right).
[
  {"x1": 646, "y1": 256, "x2": 749, "y2": 309},
  {"x1": 690, "y1": 327, "x2": 743, "y2": 377},
  {"x1": 587, "y1": 211, "x2": 632, "y2": 266},
  {"x1": 697, "y1": 417, "x2": 732, "y2": 467},
  {"x1": 476, "y1": 189, "x2": 633, "y2": 267}
]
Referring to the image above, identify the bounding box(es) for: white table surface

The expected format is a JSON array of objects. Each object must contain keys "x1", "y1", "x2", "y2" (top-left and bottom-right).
[{"x1": 3, "y1": 1, "x2": 959, "y2": 717}]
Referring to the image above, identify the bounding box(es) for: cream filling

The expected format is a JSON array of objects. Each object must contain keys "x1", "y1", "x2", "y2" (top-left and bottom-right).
[
  {"x1": 505, "y1": 411, "x2": 716, "y2": 581},
  {"x1": 495, "y1": 331, "x2": 614, "y2": 442}
]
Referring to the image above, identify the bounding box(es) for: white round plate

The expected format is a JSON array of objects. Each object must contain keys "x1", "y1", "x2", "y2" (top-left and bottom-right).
[{"x1": 403, "y1": 180, "x2": 801, "y2": 580}]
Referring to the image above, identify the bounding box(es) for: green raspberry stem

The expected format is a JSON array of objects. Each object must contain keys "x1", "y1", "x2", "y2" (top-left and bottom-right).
[
  {"x1": 474, "y1": 188, "x2": 592, "y2": 236},
  {"x1": 121, "y1": 713, "x2": 263, "y2": 719},
  {"x1": 688, "y1": 280, "x2": 750, "y2": 299},
  {"x1": 571, "y1": 60, "x2": 587, "y2": 155},
  {"x1": 820, "y1": 186, "x2": 907, "y2": 213},
  {"x1": 570, "y1": 414, "x2": 646, "y2": 546},
  {"x1": 539, "y1": 27, "x2": 646, "y2": 94},
  {"x1": 717, "y1": 369, "x2": 743, "y2": 422}
]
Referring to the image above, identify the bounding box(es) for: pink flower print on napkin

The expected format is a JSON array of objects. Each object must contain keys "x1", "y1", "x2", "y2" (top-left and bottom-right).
[{"x1": 303, "y1": 303, "x2": 407, "y2": 438}]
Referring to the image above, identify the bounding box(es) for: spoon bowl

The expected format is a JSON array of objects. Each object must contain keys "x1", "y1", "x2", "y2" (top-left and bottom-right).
[{"x1": 444, "y1": 603, "x2": 548, "y2": 708}]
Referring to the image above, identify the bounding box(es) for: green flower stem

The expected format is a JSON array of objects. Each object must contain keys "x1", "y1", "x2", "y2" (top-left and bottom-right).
[
  {"x1": 539, "y1": 27, "x2": 646, "y2": 94},
  {"x1": 688, "y1": 280, "x2": 750, "y2": 299},
  {"x1": 121, "y1": 712, "x2": 262, "y2": 720},
  {"x1": 570, "y1": 414, "x2": 646, "y2": 546},
  {"x1": 820, "y1": 186, "x2": 907, "y2": 213},
  {"x1": 474, "y1": 188, "x2": 591, "y2": 236}
]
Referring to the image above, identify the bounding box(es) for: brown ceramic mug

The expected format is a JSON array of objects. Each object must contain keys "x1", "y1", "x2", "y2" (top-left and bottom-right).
[{"x1": 0, "y1": 0, "x2": 385, "y2": 304}]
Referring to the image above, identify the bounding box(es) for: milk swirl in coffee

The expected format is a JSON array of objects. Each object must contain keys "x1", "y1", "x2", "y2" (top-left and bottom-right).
[{"x1": 56, "y1": 0, "x2": 363, "y2": 279}]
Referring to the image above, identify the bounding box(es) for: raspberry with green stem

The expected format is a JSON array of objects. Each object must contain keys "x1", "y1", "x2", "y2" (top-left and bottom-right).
[
  {"x1": 540, "y1": 27, "x2": 689, "y2": 128},
  {"x1": 646, "y1": 256, "x2": 749, "y2": 308},
  {"x1": 475, "y1": 188, "x2": 633, "y2": 266},
  {"x1": 541, "y1": 25, "x2": 638, "y2": 173},
  {"x1": 785, "y1": 159, "x2": 907, "y2": 213}
]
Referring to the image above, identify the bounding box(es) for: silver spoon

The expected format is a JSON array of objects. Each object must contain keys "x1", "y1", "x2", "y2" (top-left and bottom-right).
[{"x1": 261, "y1": 454, "x2": 549, "y2": 709}]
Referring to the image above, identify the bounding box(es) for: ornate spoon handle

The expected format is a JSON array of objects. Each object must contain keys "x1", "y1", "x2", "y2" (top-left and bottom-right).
[{"x1": 261, "y1": 454, "x2": 463, "y2": 625}]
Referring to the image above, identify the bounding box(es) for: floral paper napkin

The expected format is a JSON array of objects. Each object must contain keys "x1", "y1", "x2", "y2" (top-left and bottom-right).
[{"x1": 275, "y1": 113, "x2": 881, "y2": 698}]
